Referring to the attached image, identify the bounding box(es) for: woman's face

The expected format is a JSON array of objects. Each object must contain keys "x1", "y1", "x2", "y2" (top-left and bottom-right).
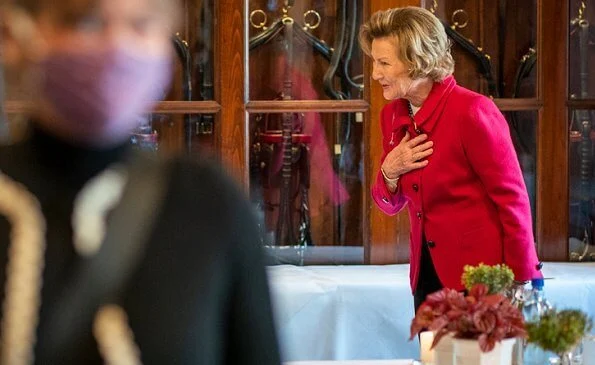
[
  {"x1": 370, "y1": 37, "x2": 412, "y2": 101},
  {"x1": 2, "y1": 0, "x2": 174, "y2": 146}
]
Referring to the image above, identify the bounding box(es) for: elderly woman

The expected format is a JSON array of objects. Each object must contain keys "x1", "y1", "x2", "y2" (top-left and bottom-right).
[{"x1": 359, "y1": 6, "x2": 542, "y2": 311}]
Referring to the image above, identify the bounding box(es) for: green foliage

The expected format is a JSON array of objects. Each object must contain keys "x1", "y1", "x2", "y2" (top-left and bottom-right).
[
  {"x1": 461, "y1": 263, "x2": 514, "y2": 294},
  {"x1": 526, "y1": 309, "x2": 593, "y2": 355}
]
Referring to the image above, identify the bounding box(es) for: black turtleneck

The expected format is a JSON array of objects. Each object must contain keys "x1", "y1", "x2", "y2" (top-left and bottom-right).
[
  {"x1": 0, "y1": 124, "x2": 131, "y2": 364},
  {"x1": 0, "y1": 123, "x2": 281, "y2": 365},
  {"x1": 13, "y1": 123, "x2": 130, "y2": 190}
]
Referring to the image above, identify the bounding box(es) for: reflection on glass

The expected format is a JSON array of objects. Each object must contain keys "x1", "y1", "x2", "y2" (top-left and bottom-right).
[
  {"x1": 504, "y1": 111, "x2": 537, "y2": 236},
  {"x1": 428, "y1": 0, "x2": 537, "y2": 98},
  {"x1": 569, "y1": 0, "x2": 594, "y2": 99},
  {"x1": 249, "y1": 112, "x2": 364, "y2": 265},
  {"x1": 167, "y1": 0, "x2": 214, "y2": 102},
  {"x1": 131, "y1": 115, "x2": 159, "y2": 152},
  {"x1": 248, "y1": 0, "x2": 364, "y2": 101},
  {"x1": 568, "y1": 108, "x2": 595, "y2": 261},
  {"x1": 133, "y1": 113, "x2": 217, "y2": 158}
]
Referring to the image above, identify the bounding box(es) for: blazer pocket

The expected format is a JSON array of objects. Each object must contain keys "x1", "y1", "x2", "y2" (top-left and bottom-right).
[
  {"x1": 459, "y1": 225, "x2": 501, "y2": 265},
  {"x1": 460, "y1": 226, "x2": 489, "y2": 249}
]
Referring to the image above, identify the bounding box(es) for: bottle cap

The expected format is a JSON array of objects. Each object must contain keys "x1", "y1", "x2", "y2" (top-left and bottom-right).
[{"x1": 531, "y1": 278, "x2": 544, "y2": 289}]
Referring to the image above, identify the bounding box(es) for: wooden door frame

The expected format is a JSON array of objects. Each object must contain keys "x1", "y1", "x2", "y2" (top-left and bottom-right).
[
  {"x1": 216, "y1": 0, "x2": 248, "y2": 185},
  {"x1": 537, "y1": 0, "x2": 569, "y2": 261}
]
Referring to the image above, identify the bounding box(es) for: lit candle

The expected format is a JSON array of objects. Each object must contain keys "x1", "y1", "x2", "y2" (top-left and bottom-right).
[{"x1": 419, "y1": 331, "x2": 434, "y2": 364}]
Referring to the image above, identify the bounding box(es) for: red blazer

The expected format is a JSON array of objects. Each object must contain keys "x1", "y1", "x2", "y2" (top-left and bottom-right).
[{"x1": 371, "y1": 76, "x2": 542, "y2": 292}]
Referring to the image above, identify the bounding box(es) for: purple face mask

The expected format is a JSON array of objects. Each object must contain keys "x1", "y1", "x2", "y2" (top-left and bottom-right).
[{"x1": 39, "y1": 46, "x2": 172, "y2": 145}]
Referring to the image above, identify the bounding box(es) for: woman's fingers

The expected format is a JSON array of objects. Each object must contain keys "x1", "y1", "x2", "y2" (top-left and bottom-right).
[
  {"x1": 411, "y1": 141, "x2": 434, "y2": 154},
  {"x1": 410, "y1": 160, "x2": 430, "y2": 169},
  {"x1": 413, "y1": 148, "x2": 434, "y2": 161},
  {"x1": 400, "y1": 131, "x2": 411, "y2": 144},
  {"x1": 406, "y1": 134, "x2": 428, "y2": 148}
]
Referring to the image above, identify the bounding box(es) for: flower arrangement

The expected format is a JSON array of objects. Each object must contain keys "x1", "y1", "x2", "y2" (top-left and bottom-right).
[
  {"x1": 410, "y1": 284, "x2": 526, "y2": 353},
  {"x1": 525, "y1": 308, "x2": 593, "y2": 357},
  {"x1": 461, "y1": 263, "x2": 514, "y2": 295}
]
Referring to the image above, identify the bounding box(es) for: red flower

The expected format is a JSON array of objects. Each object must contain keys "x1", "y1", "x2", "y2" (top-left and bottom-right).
[{"x1": 410, "y1": 284, "x2": 527, "y2": 352}]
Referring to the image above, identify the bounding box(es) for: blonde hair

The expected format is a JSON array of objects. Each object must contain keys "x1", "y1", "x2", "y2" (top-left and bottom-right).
[{"x1": 359, "y1": 6, "x2": 454, "y2": 82}]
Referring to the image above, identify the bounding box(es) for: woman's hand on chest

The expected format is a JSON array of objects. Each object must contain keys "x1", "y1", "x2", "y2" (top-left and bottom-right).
[{"x1": 381, "y1": 131, "x2": 434, "y2": 178}]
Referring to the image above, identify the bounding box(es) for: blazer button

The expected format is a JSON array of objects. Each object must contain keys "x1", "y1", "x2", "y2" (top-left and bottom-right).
[
  {"x1": 416, "y1": 211, "x2": 422, "y2": 219},
  {"x1": 427, "y1": 240, "x2": 436, "y2": 248},
  {"x1": 415, "y1": 128, "x2": 422, "y2": 135},
  {"x1": 412, "y1": 184, "x2": 419, "y2": 192}
]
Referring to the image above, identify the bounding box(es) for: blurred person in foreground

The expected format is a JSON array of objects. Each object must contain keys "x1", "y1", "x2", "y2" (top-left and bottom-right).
[
  {"x1": 359, "y1": 7, "x2": 543, "y2": 313},
  {"x1": 0, "y1": 0, "x2": 281, "y2": 364}
]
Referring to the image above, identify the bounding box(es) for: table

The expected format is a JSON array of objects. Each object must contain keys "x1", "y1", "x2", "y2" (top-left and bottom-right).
[
  {"x1": 284, "y1": 361, "x2": 418, "y2": 365},
  {"x1": 267, "y1": 262, "x2": 595, "y2": 361}
]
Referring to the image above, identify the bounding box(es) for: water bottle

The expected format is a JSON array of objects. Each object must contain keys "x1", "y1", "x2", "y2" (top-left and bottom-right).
[{"x1": 523, "y1": 278, "x2": 553, "y2": 365}]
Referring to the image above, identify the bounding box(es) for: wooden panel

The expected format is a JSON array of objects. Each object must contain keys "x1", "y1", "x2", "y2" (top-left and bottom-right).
[
  {"x1": 246, "y1": 100, "x2": 369, "y2": 113},
  {"x1": 216, "y1": 0, "x2": 246, "y2": 184},
  {"x1": 4, "y1": 100, "x2": 222, "y2": 114},
  {"x1": 493, "y1": 98, "x2": 542, "y2": 111},
  {"x1": 537, "y1": 0, "x2": 569, "y2": 260},
  {"x1": 152, "y1": 114, "x2": 185, "y2": 156},
  {"x1": 567, "y1": 100, "x2": 595, "y2": 109},
  {"x1": 155, "y1": 101, "x2": 221, "y2": 113},
  {"x1": 366, "y1": 0, "x2": 421, "y2": 265}
]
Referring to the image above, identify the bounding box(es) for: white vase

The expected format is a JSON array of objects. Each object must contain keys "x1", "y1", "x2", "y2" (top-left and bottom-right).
[
  {"x1": 434, "y1": 333, "x2": 454, "y2": 365},
  {"x1": 453, "y1": 337, "x2": 516, "y2": 365}
]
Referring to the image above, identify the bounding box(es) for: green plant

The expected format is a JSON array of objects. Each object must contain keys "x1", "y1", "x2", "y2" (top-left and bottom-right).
[
  {"x1": 525, "y1": 308, "x2": 593, "y2": 356},
  {"x1": 461, "y1": 263, "x2": 514, "y2": 294}
]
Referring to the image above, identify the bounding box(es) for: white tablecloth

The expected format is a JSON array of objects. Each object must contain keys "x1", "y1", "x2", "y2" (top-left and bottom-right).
[
  {"x1": 267, "y1": 262, "x2": 595, "y2": 361},
  {"x1": 284, "y1": 361, "x2": 417, "y2": 365}
]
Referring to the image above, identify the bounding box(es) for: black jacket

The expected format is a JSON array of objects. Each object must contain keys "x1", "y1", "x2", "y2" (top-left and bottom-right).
[{"x1": 0, "y1": 127, "x2": 281, "y2": 365}]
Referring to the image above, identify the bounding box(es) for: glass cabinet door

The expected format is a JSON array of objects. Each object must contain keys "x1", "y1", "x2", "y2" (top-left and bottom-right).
[
  {"x1": 247, "y1": 0, "x2": 366, "y2": 264},
  {"x1": 426, "y1": 0, "x2": 537, "y2": 99},
  {"x1": 568, "y1": 0, "x2": 595, "y2": 261},
  {"x1": 152, "y1": 0, "x2": 217, "y2": 157},
  {"x1": 248, "y1": 0, "x2": 364, "y2": 101}
]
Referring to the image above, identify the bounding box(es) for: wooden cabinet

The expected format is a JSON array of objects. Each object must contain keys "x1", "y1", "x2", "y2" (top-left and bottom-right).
[{"x1": 3, "y1": 0, "x2": 588, "y2": 264}]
